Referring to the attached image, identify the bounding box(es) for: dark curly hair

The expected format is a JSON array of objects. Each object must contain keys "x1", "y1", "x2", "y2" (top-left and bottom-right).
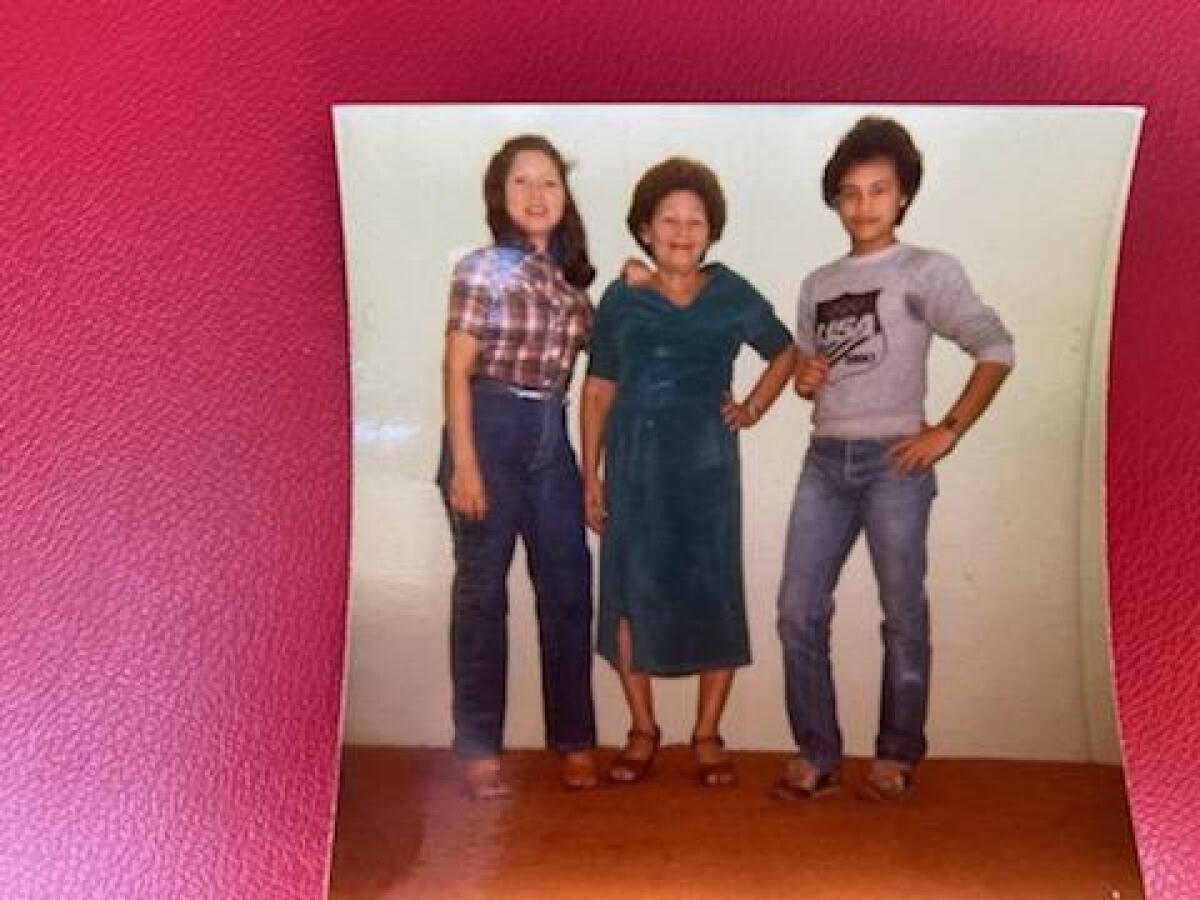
[
  {"x1": 482, "y1": 134, "x2": 595, "y2": 289},
  {"x1": 626, "y1": 157, "x2": 726, "y2": 257},
  {"x1": 822, "y1": 117, "x2": 923, "y2": 224}
]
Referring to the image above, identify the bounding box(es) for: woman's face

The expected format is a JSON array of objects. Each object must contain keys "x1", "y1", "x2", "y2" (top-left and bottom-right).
[
  {"x1": 504, "y1": 149, "x2": 566, "y2": 251},
  {"x1": 639, "y1": 189, "x2": 710, "y2": 275}
]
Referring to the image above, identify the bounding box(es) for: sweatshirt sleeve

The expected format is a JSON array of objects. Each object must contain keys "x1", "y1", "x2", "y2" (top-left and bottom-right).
[
  {"x1": 794, "y1": 274, "x2": 819, "y2": 360},
  {"x1": 907, "y1": 252, "x2": 1015, "y2": 368}
]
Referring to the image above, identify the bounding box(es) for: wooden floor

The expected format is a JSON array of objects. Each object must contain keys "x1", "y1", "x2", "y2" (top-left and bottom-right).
[{"x1": 329, "y1": 746, "x2": 1143, "y2": 899}]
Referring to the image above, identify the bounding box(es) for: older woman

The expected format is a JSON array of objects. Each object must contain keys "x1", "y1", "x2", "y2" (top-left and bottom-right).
[{"x1": 581, "y1": 158, "x2": 797, "y2": 786}]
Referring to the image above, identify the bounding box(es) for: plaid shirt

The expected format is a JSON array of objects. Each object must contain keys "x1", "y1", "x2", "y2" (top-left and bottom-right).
[{"x1": 446, "y1": 243, "x2": 594, "y2": 391}]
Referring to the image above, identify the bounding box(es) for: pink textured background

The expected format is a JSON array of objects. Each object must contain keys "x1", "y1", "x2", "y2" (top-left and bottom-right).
[{"x1": 3, "y1": 3, "x2": 1197, "y2": 898}]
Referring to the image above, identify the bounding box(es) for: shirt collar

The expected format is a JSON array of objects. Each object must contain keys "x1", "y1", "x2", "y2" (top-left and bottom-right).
[{"x1": 497, "y1": 232, "x2": 566, "y2": 269}]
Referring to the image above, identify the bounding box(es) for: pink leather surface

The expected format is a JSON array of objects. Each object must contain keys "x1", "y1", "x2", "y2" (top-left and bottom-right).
[{"x1": 3, "y1": 3, "x2": 1198, "y2": 898}]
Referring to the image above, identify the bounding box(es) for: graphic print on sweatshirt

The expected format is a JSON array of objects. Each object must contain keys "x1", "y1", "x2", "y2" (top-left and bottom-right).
[{"x1": 815, "y1": 289, "x2": 886, "y2": 384}]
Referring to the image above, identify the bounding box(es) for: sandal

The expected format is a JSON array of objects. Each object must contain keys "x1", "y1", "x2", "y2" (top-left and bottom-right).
[
  {"x1": 769, "y1": 757, "x2": 841, "y2": 801},
  {"x1": 463, "y1": 757, "x2": 512, "y2": 801},
  {"x1": 608, "y1": 726, "x2": 661, "y2": 783},
  {"x1": 560, "y1": 750, "x2": 600, "y2": 791},
  {"x1": 691, "y1": 734, "x2": 737, "y2": 788}
]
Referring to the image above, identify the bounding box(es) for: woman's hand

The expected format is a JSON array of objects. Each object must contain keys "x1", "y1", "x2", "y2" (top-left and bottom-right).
[
  {"x1": 584, "y1": 476, "x2": 606, "y2": 534},
  {"x1": 449, "y1": 464, "x2": 488, "y2": 520},
  {"x1": 621, "y1": 257, "x2": 654, "y2": 287},
  {"x1": 720, "y1": 392, "x2": 762, "y2": 431},
  {"x1": 888, "y1": 424, "x2": 957, "y2": 474}
]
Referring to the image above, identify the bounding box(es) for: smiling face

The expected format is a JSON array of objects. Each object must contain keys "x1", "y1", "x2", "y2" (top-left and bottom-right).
[
  {"x1": 639, "y1": 189, "x2": 711, "y2": 276},
  {"x1": 835, "y1": 156, "x2": 908, "y2": 255},
  {"x1": 503, "y1": 149, "x2": 566, "y2": 251}
]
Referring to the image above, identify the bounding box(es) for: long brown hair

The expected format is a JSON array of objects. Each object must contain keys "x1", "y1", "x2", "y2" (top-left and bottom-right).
[{"x1": 482, "y1": 134, "x2": 595, "y2": 289}]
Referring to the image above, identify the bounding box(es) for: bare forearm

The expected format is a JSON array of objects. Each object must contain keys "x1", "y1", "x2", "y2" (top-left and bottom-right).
[
  {"x1": 580, "y1": 377, "x2": 616, "y2": 480},
  {"x1": 722, "y1": 345, "x2": 798, "y2": 430},
  {"x1": 889, "y1": 361, "x2": 1010, "y2": 474},
  {"x1": 444, "y1": 370, "x2": 478, "y2": 469},
  {"x1": 442, "y1": 333, "x2": 482, "y2": 472},
  {"x1": 745, "y1": 345, "x2": 798, "y2": 415},
  {"x1": 938, "y1": 361, "x2": 1011, "y2": 439}
]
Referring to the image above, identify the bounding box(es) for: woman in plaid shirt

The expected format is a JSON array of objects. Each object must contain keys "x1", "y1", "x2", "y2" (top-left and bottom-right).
[{"x1": 438, "y1": 135, "x2": 599, "y2": 800}]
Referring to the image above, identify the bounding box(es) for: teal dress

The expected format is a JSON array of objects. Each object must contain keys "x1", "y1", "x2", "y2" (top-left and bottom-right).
[{"x1": 587, "y1": 263, "x2": 793, "y2": 675}]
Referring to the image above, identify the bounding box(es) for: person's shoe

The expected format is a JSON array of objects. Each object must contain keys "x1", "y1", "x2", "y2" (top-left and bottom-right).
[
  {"x1": 691, "y1": 734, "x2": 737, "y2": 787},
  {"x1": 861, "y1": 759, "x2": 914, "y2": 802},
  {"x1": 607, "y1": 726, "x2": 661, "y2": 783},
  {"x1": 560, "y1": 750, "x2": 600, "y2": 791},
  {"x1": 769, "y1": 756, "x2": 841, "y2": 800},
  {"x1": 463, "y1": 757, "x2": 511, "y2": 801}
]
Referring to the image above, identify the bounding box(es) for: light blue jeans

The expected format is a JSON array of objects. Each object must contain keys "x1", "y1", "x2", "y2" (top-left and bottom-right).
[{"x1": 776, "y1": 437, "x2": 936, "y2": 776}]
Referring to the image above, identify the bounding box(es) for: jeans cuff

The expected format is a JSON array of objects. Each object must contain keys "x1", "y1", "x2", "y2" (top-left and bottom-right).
[
  {"x1": 454, "y1": 739, "x2": 503, "y2": 760},
  {"x1": 874, "y1": 744, "x2": 924, "y2": 767},
  {"x1": 549, "y1": 737, "x2": 597, "y2": 754}
]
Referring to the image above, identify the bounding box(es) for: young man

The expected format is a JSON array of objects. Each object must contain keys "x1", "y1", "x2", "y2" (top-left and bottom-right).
[{"x1": 772, "y1": 117, "x2": 1014, "y2": 801}]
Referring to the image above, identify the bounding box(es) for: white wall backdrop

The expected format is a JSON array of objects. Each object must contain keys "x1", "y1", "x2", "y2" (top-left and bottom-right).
[{"x1": 333, "y1": 104, "x2": 1140, "y2": 763}]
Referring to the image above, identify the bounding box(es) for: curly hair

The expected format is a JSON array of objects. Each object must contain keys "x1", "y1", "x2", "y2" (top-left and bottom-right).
[
  {"x1": 822, "y1": 117, "x2": 923, "y2": 224},
  {"x1": 626, "y1": 157, "x2": 726, "y2": 256},
  {"x1": 482, "y1": 134, "x2": 595, "y2": 289}
]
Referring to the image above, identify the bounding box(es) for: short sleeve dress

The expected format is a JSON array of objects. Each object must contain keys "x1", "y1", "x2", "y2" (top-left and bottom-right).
[{"x1": 587, "y1": 263, "x2": 793, "y2": 675}]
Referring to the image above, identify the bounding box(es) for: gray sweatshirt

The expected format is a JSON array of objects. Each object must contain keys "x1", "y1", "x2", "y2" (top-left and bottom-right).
[{"x1": 796, "y1": 242, "x2": 1015, "y2": 440}]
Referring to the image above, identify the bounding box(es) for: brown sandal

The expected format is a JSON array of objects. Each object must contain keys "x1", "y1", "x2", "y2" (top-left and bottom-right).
[
  {"x1": 770, "y1": 773, "x2": 841, "y2": 800},
  {"x1": 692, "y1": 734, "x2": 737, "y2": 787},
  {"x1": 769, "y1": 757, "x2": 841, "y2": 801},
  {"x1": 608, "y1": 726, "x2": 661, "y2": 783}
]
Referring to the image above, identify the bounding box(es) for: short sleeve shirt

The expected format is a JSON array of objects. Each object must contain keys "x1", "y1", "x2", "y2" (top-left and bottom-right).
[{"x1": 446, "y1": 243, "x2": 594, "y2": 391}]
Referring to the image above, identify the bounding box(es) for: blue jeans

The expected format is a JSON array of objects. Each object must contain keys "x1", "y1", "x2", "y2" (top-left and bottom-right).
[
  {"x1": 437, "y1": 380, "x2": 596, "y2": 760},
  {"x1": 776, "y1": 437, "x2": 936, "y2": 775}
]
